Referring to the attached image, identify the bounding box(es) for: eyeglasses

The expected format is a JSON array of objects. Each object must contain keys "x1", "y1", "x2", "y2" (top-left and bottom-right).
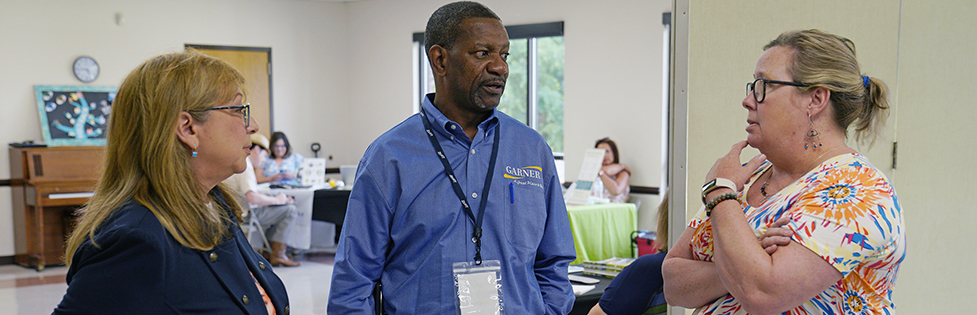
[
  {"x1": 205, "y1": 104, "x2": 250, "y2": 127},
  {"x1": 747, "y1": 79, "x2": 811, "y2": 103}
]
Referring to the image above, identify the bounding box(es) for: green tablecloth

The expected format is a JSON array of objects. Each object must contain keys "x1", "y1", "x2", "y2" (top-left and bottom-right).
[{"x1": 567, "y1": 203, "x2": 637, "y2": 265}]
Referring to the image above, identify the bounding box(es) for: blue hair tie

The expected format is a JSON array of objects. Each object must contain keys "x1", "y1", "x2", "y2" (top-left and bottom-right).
[{"x1": 862, "y1": 75, "x2": 870, "y2": 88}]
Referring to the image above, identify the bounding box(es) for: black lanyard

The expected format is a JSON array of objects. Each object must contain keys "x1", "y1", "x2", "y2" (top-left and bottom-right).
[{"x1": 420, "y1": 108, "x2": 500, "y2": 265}]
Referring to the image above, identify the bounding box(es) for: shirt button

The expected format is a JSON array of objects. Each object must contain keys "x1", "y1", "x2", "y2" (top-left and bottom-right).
[
  {"x1": 450, "y1": 136, "x2": 454, "y2": 140},
  {"x1": 259, "y1": 262, "x2": 266, "y2": 270},
  {"x1": 471, "y1": 149, "x2": 476, "y2": 154},
  {"x1": 450, "y1": 125, "x2": 457, "y2": 130},
  {"x1": 242, "y1": 295, "x2": 249, "y2": 305},
  {"x1": 209, "y1": 252, "x2": 218, "y2": 262},
  {"x1": 472, "y1": 192, "x2": 478, "y2": 198}
]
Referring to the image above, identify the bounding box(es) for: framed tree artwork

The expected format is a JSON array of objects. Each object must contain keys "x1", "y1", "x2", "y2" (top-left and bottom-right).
[{"x1": 34, "y1": 85, "x2": 115, "y2": 146}]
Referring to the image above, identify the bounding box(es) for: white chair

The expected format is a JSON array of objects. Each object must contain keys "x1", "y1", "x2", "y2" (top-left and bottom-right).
[
  {"x1": 234, "y1": 192, "x2": 270, "y2": 252},
  {"x1": 244, "y1": 210, "x2": 271, "y2": 252}
]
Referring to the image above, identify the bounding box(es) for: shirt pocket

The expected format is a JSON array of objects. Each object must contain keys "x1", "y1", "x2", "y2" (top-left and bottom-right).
[{"x1": 503, "y1": 182, "x2": 546, "y2": 250}]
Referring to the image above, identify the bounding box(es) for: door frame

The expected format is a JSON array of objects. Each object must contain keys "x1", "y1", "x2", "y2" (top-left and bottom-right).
[{"x1": 185, "y1": 44, "x2": 274, "y2": 134}]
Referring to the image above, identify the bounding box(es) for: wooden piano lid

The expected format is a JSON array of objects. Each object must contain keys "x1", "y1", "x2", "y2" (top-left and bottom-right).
[{"x1": 17, "y1": 146, "x2": 104, "y2": 183}]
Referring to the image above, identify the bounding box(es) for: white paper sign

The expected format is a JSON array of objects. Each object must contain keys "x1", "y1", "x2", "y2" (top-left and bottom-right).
[{"x1": 567, "y1": 148, "x2": 606, "y2": 205}]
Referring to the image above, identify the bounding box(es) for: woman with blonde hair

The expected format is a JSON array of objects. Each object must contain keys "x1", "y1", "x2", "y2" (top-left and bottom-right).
[
  {"x1": 663, "y1": 29, "x2": 905, "y2": 314},
  {"x1": 55, "y1": 51, "x2": 290, "y2": 314}
]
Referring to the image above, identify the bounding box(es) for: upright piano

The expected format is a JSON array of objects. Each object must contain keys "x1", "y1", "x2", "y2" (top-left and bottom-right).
[{"x1": 9, "y1": 146, "x2": 103, "y2": 270}]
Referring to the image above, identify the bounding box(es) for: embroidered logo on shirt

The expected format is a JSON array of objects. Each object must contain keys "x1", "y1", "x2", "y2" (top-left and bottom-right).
[
  {"x1": 505, "y1": 165, "x2": 544, "y2": 190},
  {"x1": 503, "y1": 166, "x2": 542, "y2": 179}
]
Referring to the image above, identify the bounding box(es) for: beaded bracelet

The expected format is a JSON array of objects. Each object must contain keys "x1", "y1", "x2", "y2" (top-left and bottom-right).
[{"x1": 705, "y1": 192, "x2": 738, "y2": 217}]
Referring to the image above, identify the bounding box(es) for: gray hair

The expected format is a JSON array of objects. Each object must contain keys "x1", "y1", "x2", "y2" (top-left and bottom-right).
[{"x1": 424, "y1": 1, "x2": 501, "y2": 53}]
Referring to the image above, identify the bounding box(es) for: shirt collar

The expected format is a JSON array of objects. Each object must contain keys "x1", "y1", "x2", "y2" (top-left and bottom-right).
[{"x1": 421, "y1": 93, "x2": 499, "y2": 140}]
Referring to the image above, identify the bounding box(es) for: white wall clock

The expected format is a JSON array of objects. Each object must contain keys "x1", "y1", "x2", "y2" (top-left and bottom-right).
[{"x1": 72, "y1": 56, "x2": 100, "y2": 83}]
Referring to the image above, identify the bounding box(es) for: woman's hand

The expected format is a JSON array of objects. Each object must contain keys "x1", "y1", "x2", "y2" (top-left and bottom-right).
[
  {"x1": 759, "y1": 215, "x2": 793, "y2": 255},
  {"x1": 272, "y1": 171, "x2": 295, "y2": 182},
  {"x1": 281, "y1": 171, "x2": 296, "y2": 180},
  {"x1": 598, "y1": 163, "x2": 631, "y2": 196},
  {"x1": 706, "y1": 141, "x2": 766, "y2": 192}
]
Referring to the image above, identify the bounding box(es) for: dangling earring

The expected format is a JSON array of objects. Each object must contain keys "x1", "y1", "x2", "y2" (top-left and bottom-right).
[
  {"x1": 805, "y1": 114, "x2": 822, "y2": 149},
  {"x1": 192, "y1": 147, "x2": 198, "y2": 157}
]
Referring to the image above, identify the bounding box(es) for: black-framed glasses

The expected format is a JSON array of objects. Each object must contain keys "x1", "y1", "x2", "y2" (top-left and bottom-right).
[
  {"x1": 205, "y1": 104, "x2": 250, "y2": 127},
  {"x1": 747, "y1": 79, "x2": 811, "y2": 103}
]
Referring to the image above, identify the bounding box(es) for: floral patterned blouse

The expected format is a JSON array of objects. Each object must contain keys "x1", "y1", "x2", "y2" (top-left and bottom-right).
[
  {"x1": 688, "y1": 153, "x2": 905, "y2": 314},
  {"x1": 259, "y1": 153, "x2": 305, "y2": 186}
]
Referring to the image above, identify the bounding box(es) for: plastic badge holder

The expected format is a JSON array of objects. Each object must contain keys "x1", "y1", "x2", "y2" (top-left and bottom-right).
[{"x1": 453, "y1": 260, "x2": 503, "y2": 315}]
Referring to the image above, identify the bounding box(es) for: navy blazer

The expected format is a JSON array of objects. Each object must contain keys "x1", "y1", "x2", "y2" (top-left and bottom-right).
[{"x1": 54, "y1": 194, "x2": 290, "y2": 314}]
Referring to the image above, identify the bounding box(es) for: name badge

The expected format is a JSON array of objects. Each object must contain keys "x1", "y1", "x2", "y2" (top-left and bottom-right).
[{"x1": 453, "y1": 260, "x2": 504, "y2": 314}]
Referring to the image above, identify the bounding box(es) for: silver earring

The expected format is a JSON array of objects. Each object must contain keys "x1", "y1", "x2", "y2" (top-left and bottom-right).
[{"x1": 805, "y1": 114, "x2": 822, "y2": 149}]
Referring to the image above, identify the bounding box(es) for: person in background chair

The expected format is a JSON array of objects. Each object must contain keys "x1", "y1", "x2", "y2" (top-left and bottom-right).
[
  {"x1": 257, "y1": 131, "x2": 304, "y2": 186},
  {"x1": 224, "y1": 136, "x2": 304, "y2": 267},
  {"x1": 595, "y1": 137, "x2": 631, "y2": 203},
  {"x1": 588, "y1": 192, "x2": 672, "y2": 315},
  {"x1": 249, "y1": 133, "x2": 271, "y2": 171},
  {"x1": 662, "y1": 29, "x2": 905, "y2": 315},
  {"x1": 328, "y1": 2, "x2": 575, "y2": 314},
  {"x1": 54, "y1": 50, "x2": 289, "y2": 314}
]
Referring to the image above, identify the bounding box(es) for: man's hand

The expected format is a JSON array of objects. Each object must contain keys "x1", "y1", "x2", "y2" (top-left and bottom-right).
[{"x1": 275, "y1": 193, "x2": 293, "y2": 205}]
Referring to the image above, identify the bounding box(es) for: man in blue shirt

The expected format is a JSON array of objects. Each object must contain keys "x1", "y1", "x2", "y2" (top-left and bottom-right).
[{"x1": 328, "y1": 1, "x2": 576, "y2": 314}]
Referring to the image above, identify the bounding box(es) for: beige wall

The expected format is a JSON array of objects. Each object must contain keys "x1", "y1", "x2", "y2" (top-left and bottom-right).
[
  {"x1": 675, "y1": 0, "x2": 975, "y2": 313},
  {"x1": 893, "y1": 0, "x2": 977, "y2": 312}
]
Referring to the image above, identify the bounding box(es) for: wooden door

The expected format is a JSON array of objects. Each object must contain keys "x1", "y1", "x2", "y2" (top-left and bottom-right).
[{"x1": 187, "y1": 45, "x2": 273, "y2": 139}]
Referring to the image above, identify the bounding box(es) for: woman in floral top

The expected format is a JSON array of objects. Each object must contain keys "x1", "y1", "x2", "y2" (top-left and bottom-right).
[
  {"x1": 662, "y1": 29, "x2": 905, "y2": 315},
  {"x1": 258, "y1": 131, "x2": 305, "y2": 186}
]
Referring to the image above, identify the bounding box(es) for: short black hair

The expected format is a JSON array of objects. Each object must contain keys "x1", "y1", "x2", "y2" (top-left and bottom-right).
[{"x1": 424, "y1": 1, "x2": 501, "y2": 53}]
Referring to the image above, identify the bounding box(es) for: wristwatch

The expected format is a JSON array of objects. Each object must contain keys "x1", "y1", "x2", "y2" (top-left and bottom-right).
[{"x1": 701, "y1": 178, "x2": 737, "y2": 203}]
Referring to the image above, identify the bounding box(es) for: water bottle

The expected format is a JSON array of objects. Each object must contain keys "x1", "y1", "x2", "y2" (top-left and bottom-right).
[{"x1": 592, "y1": 174, "x2": 605, "y2": 200}]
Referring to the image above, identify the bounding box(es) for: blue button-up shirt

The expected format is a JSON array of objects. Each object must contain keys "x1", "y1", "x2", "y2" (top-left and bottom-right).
[{"x1": 328, "y1": 94, "x2": 575, "y2": 314}]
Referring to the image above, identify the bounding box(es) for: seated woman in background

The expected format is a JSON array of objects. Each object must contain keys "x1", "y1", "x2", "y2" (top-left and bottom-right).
[
  {"x1": 257, "y1": 131, "x2": 304, "y2": 186},
  {"x1": 595, "y1": 137, "x2": 631, "y2": 203}
]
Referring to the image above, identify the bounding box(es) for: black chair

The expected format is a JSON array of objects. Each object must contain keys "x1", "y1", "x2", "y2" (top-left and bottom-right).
[{"x1": 311, "y1": 189, "x2": 351, "y2": 244}]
